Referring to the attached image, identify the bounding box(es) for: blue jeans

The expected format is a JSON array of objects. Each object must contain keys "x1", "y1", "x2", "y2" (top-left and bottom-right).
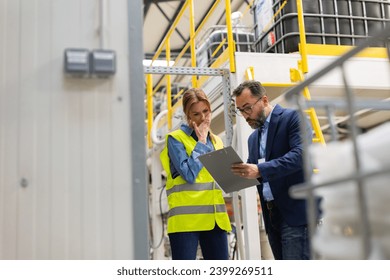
[
  {"x1": 168, "y1": 224, "x2": 229, "y2": 260},
  {"x1": 266, "y1": 205, "x2": 310, "y2": 260}
]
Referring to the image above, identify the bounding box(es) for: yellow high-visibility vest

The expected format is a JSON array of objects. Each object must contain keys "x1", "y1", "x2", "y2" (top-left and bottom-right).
[{"x1": 160, "y1": 129, "x2": 232, "y2": 234}]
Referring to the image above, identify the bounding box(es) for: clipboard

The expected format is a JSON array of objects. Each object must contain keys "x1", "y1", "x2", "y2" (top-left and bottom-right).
[{"x1": 198, "y1": 146, "x2": 259, "y2": 193}]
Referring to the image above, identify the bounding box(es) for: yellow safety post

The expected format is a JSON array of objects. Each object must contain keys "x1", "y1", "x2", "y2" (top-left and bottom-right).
[
  {"x1": 146, "y1": 74, "x2": 153, "y2": 148},
  {"x1": 225, "y1": 0, "x2": 236, "y2": 73},
  {"x1": 245, "y1": 66, "x2": 255, "y2": 80},
  {"x1": 189, "y1": 0, "x2": 198, "y2": 87},
  {"x1": 296, "y1": 0, "x2": 308, "y2": 73},
  {"x1": 166, "y1": 40, "x2": 172, "y2": 130}
]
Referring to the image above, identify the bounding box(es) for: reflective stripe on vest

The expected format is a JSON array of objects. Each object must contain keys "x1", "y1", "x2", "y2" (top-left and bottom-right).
[
  {"x1": 168, "y1": 204, "x2": 227, "y2": 218},
  {"x1": 166, "y1": 182, "x2": 222, "y2": 197}
]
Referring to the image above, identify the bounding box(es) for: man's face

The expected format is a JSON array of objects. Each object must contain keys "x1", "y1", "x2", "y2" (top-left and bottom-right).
[{"x1": 235, "y1": 88, "x2": 266, "y2": 129}]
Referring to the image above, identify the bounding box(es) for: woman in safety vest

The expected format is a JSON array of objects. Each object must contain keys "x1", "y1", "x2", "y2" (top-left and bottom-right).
[{"x1": 160, "y1": 88, "x2": 232, "y2": 260}]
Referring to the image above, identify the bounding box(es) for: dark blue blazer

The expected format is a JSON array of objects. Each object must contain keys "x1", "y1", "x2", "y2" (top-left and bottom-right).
[{"x1": 247, "y1": 104, "x2": 312, "y2": 231}]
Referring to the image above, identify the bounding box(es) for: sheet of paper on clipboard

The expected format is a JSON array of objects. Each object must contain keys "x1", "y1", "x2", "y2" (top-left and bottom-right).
[{"x1": 198, "y1": 146, "x2": 259, "y2": 193}]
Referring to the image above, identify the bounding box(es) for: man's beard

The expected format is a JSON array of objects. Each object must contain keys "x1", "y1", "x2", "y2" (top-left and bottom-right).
[{"x1": 246, "y1": 109, "x2": 266, "y2": 129}]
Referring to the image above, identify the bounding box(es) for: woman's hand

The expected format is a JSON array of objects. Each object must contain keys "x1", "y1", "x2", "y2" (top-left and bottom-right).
[{"x1": 193, "y1": 116, "x2": 210, "y2": 144}]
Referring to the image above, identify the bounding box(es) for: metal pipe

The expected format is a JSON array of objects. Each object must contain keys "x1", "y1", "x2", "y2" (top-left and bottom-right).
[
  {"x1": 341, "y1": 66, "x2": 371, "y2": 259},
  {"x1": 128, "y1": 0, "x2": 149, "y2": 259},
  {"x1": 294, "y1": 94, "x2": 318, "y2": 259},
  {"x1": 291, "y1": 166, "x2": 390, "y2": 196},
  {"x1": 325, "y1": 105, "x2": 339, "y2": 142}
]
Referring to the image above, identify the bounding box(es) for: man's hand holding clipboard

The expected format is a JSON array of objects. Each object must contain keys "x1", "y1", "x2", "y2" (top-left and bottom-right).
[{"x1": 198, "y1": 146, "x2": 259, "y2": 193}]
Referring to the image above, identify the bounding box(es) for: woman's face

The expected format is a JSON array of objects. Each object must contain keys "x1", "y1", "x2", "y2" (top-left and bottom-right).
[{"x1": 188, "y1": 101, "x2": 211, "y2": 127}]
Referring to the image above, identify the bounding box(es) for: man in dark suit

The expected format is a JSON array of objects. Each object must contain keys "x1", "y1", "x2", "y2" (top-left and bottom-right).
[{"x1": 231, "y1": 80, "x2": 316, "y2": 260}]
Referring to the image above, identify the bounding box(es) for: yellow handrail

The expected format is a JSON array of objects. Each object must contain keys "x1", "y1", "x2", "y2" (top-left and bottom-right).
[
  {"x1": 294, "y1": 0, "x2": 324, "y2": 144},
  {"x1": 152, "y1": 0, "x2": 223, "y2": 96},
  {"x1": 241, "y1": 0, "x2": 255, "y2": 18},
  {"x1": 296, "y1": 0, "x2": 308, "y2": 73},
  {"x1": 262, "y1": 0, "x2": 288, "y2": 33},
  {"x1": 197, "y1": 43, "x2": 234, "y2": 87},
  {"x1": 173, "y1": 88, "x2": 185, "y2": 102},
  {"x1": 290, "y1": 69, "x2": 326, "y2": 145},
  {"x1": 211, "y1": 38, "x2": 227, "y2": 58},
  {"x1": 166, "y1": 40, "x2": 172, "y2": 130},
  {"x1": 225, "y1": 0, "x2": 236, "y2": 73},
  {"x1": 173, "y1": 0, "x2": 222, "y2": 66},
  {"x1": 151, "y1": 1, "x2": 189, "y2": 63},
  {"x1": 189, "y1": 0, "x2": 197, "y2": 87},
  {"x1": 146, "y1": 74, "x2": 153, "y2": 148},
  {"x1": 145, "y1": 0, "x2": 247, "y2": 145}
]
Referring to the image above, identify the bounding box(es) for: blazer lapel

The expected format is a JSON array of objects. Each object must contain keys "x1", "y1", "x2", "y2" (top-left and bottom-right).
[
  {"x1": 266, "y1": 104, "x2": 282, "y2": 160},
  {"x1": 252, "y1": 129, "x2": 261, "y2": 162}
]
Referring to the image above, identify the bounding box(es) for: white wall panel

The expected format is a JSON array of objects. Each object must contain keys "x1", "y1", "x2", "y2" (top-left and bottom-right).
[
  {"x1": 18, "y1": 0, "x2": 37, "y2": 260},
  {"x1": 1, "y1": 0, "x2": 20, "y2": 260},
  {"x1": 33, "y1": 0, "x2": 52, "y2": 259},
  {"x1": 0, "y1": 0, "x2": 135, "y2": 259},
  {"x1": 0, "y1": 0, "x2": 4, "y2": 260},
  {"x1": 110, "y1": 0, "x2": 133, "y2": 259}
]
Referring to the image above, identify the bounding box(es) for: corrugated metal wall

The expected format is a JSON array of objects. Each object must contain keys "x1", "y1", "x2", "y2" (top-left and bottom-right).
[{"x1": 0, "y1": 0, "x2": 134, "y2": 259}]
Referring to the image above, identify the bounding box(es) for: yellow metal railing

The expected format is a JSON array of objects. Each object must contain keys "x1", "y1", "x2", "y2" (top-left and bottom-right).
[
  {"x1": 296, "y1": 0, "x2": 309, "y2": 73},
  {"x1": 145, "y1": 0, "x2": 239, "y2": 147},
  {"x1": 225, "y1": 0, "x2": 236, "y2": 73},
  {"x1": 289, "y1": 0, "x2": 325, "y2": 145},
  {"x1": 150, "y1": 0, "x2": 223, "y2": 96},
  {"x1": 145, "y1": 0, "x2": 375, "y2": 148},
  {"x1": 290, "y1": 68, "x2": 326, "y2": 145},
  {"x1": 146, "y1": 74, "x2": 153, "y2": 148},
  {"x1": 166, "y1": 40, "x2": 172, "y2": 129},
  {"x1": 189, "y1": 0, "x2": 197, "y2": 87}
]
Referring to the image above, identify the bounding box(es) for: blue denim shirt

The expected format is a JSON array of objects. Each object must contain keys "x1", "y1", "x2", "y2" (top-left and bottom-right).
[{"x1": 167, "y1": 124, "x2": 215, "y2": 183}]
